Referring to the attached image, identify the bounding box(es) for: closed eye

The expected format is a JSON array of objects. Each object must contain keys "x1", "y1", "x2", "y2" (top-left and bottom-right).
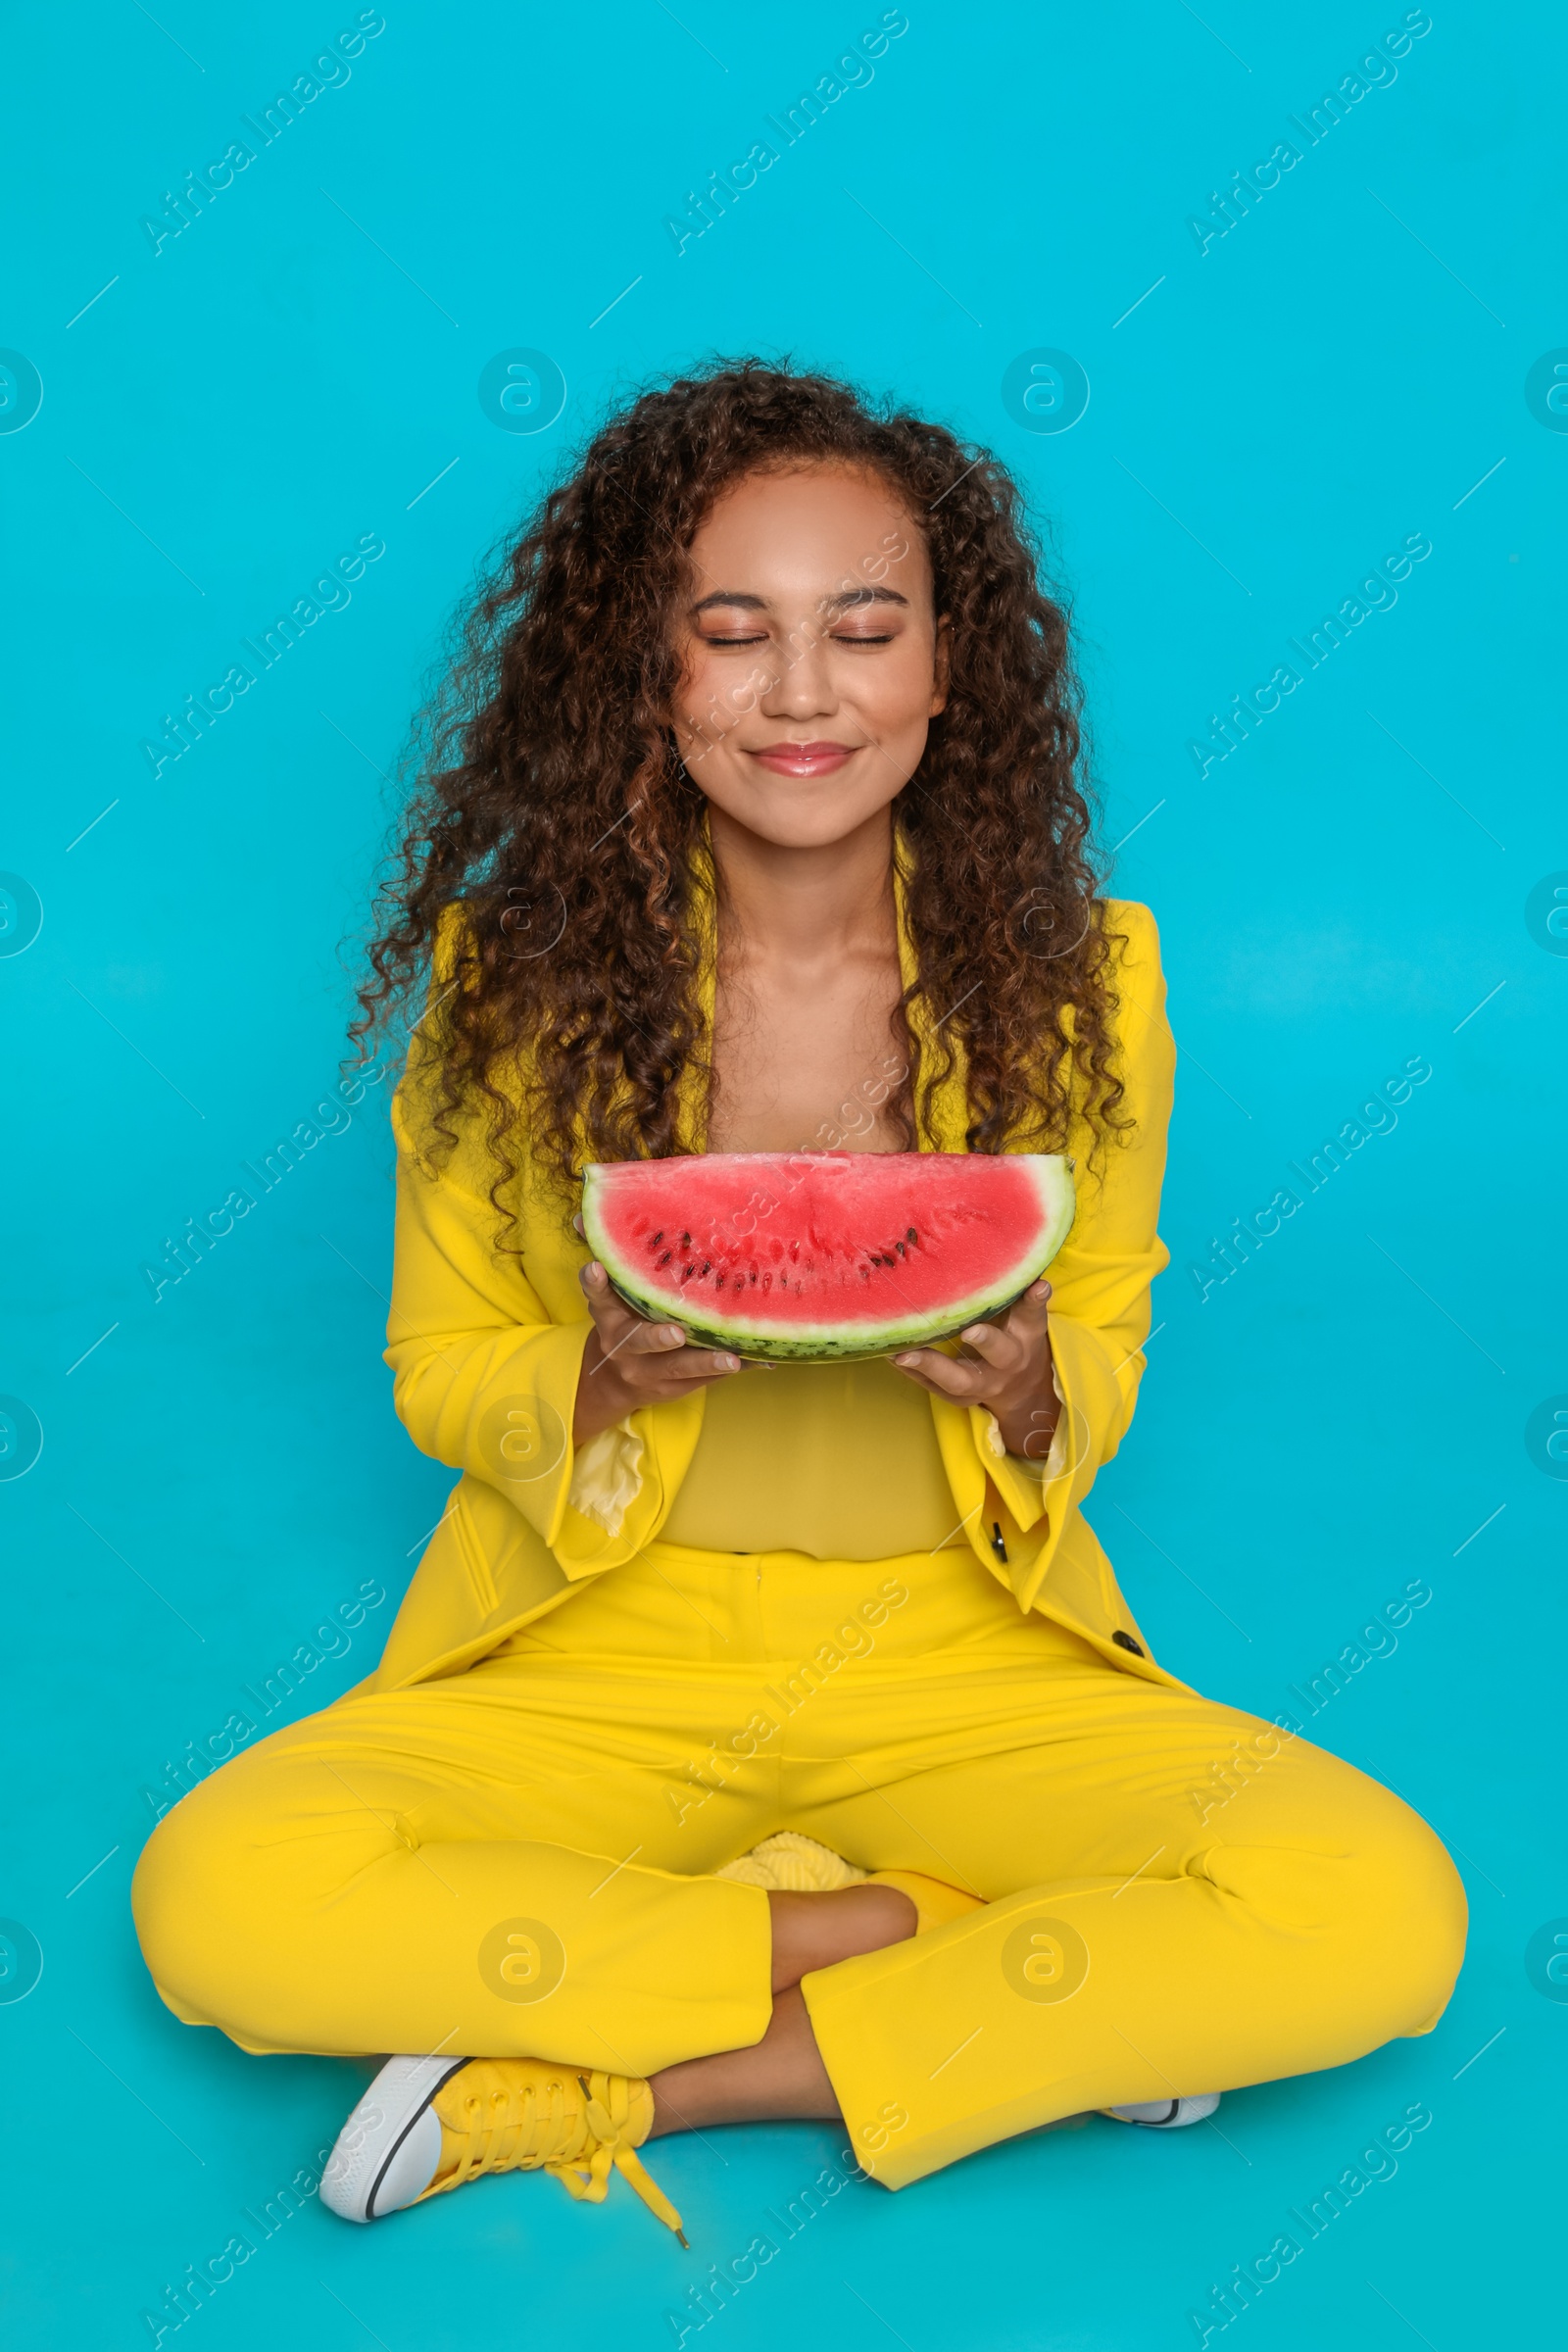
[{"x1": 697, "y1": 631, "x2": 898, "y2": 649}]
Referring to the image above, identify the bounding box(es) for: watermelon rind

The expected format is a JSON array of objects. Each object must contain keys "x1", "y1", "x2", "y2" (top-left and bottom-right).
[{"x1": 580, "y1": 1152, "x2": 1075, "y2": 1364}]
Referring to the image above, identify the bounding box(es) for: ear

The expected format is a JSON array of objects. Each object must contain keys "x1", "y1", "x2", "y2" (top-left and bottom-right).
[{"x1": 929, "y1": 614, "x2": 952, "y2": 716}]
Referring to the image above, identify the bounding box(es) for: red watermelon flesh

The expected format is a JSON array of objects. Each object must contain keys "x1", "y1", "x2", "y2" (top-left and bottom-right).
[{"x1": 580, "y1": 1152, "x2": 1075, "y2": 1362}]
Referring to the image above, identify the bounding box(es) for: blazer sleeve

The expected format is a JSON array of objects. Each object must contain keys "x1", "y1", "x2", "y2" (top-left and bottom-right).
[
  {"x1": 981, "y1": 899, "x2": 1175, "y2": 1554},
  {"x1": 382, "y1": 1082, "x2": 599, "y2": 1553}
]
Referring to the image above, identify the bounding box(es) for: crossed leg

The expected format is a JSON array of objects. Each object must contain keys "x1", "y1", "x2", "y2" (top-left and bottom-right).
[{"x1": 133, "y1": 1649, "x2": 1465, "y2": 2191}]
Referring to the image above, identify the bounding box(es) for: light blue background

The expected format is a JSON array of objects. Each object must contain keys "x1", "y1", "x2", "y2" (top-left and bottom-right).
[{"x1": 2, "y1": 2, "x2": 1562, "y2": 2344}]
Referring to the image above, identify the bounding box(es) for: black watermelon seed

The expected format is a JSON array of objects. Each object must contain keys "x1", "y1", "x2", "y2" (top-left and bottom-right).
[
  {"x1": 651, "y1": 1230, "x2": 663, "y2": 1245},
  {"x1": 657, "y1": 1250, "x2": 672, "y2": 1268},
  {"x1": 906, "y1": 1227, "x2": 917, "y2": 1243},
  {"x1": 680, "y1": 1231, "x2": 691, "y2": 1248},
  {"x1": 699, "y1": 1261, "x2": 710, "y2": 1278}
]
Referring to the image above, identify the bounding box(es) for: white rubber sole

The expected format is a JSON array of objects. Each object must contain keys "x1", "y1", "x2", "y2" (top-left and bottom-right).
[
  {"x1": 320, "y1": 2054, "x2": 468, "y2": 2223},
  {"x1": 1105, "y1": 2093, "x2": 1221, "y2": 2129}
]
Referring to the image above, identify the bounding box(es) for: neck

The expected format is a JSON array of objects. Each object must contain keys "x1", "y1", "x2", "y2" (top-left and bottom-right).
[{"x1": 707, "y1": 803, "x2": 899, "y2": 973}]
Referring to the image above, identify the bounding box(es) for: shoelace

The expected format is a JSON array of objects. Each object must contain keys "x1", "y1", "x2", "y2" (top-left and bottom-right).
[
  {"x1": 441, "y1": 2070, "x2": 688, "y2": 2246},
  {"x1": 564, "y1": 2076, "x2": 688, "y2": 2244}
]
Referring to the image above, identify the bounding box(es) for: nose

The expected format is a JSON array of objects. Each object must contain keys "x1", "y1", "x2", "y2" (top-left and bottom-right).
[{"x1": 758, "y1": 617, "x2": 839, "y2": 724}]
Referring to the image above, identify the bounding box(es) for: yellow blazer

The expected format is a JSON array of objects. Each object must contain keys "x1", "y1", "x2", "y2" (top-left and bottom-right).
[{"x1": 368, "y1": 879, "x2": 1183, "y2": 1694}]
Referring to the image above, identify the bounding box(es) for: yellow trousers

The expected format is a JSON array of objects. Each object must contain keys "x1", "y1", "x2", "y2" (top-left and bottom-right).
[{"x1": 132, "y1": 1539, "x2": 1466, "y2": 2189}]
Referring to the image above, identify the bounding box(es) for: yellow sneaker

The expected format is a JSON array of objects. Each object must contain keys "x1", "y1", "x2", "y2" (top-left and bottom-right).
[
  {"x1": 1103, "y1": 2093, "x2": 1221, "y2": 2128},
  {"x1": 720, "y1": 1833, "x2": 985, "y2": 1936},
  {"x1": 864, "y1": 1869, "x2": 986, "y2": 1935},
  {"x1": 321, "y1": 2053, "x2": 687, "y2": 2241},
  {"x1": 716, "y1": 1830, "x2": 867, "y2": 1891}
]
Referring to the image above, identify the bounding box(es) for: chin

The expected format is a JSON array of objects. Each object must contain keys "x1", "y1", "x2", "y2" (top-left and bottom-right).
[
  {"x1": 709, "y1": 785, "x2": 905, "y2": 853},
  {"x1": 740, "y1": 812, "x2": 885, "y2": 854}
]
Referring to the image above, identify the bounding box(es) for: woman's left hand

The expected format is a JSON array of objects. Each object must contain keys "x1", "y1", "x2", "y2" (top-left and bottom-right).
[{"x1": 892, "y1": 1279, "x2": 1059, "y2": 1461}]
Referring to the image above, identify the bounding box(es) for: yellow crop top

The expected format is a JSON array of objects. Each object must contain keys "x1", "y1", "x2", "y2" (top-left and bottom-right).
[{"x1": 659, "y1": 1356, "x2": 1047, "y2": 1561}]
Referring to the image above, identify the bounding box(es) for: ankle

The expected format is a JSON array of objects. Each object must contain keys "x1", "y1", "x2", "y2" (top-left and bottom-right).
[
  {"x1": 649, "y1": 1986, "x2": 841, "y2": 2135},
  {"x1": 768, "y1": 1883, "x2": 917, "y2": 1991}
]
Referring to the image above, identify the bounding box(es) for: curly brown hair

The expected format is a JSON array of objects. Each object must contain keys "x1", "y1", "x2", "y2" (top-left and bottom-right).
[{"x1": 354, "y1": 358, "x2": 1130, "y2": 1223}]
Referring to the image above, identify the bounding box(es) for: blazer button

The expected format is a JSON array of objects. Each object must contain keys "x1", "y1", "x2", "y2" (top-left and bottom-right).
[{"x1": 1112, "y1": 1630, "x2": 1145, "y2": 1656}]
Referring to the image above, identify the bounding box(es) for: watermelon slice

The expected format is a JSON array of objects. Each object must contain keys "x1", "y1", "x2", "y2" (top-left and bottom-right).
[{"x1": 580, "y1": 1152, "x2": 1075, "y2": 1362}]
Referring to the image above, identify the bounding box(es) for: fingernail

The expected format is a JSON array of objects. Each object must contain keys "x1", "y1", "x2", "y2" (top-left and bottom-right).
[
  {"x1": 717, "y1": 1355, "x2": 740, "y2": 1371},
  {"x1": 894, "y1": 1353, "x2": 917, "y2": 1367}
]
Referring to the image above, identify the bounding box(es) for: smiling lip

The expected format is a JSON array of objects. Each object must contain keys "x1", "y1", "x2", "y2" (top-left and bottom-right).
[{"x1": 749, "y1": 741, "x2": 858, "y2": 775}]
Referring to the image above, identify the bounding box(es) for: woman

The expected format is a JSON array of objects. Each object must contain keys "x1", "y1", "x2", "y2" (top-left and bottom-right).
[{"x1": 132, "y1": 363, "x2": 1465, "y2": 2238}]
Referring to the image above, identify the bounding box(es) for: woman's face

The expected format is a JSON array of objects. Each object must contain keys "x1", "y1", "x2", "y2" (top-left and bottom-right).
[{"x1": 670, "y1": 463, "x2": 948, "y2": 851}]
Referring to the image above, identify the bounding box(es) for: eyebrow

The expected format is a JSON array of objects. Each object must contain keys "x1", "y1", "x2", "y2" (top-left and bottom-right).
[{"x1": 690, "y1": 586, "x2": 910, "y2": 615}]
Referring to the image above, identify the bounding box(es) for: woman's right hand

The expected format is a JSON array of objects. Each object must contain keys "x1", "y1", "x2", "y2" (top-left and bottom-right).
[{"x1": 572, "y1": 1259, "x2": 743, "y2": 1447}]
